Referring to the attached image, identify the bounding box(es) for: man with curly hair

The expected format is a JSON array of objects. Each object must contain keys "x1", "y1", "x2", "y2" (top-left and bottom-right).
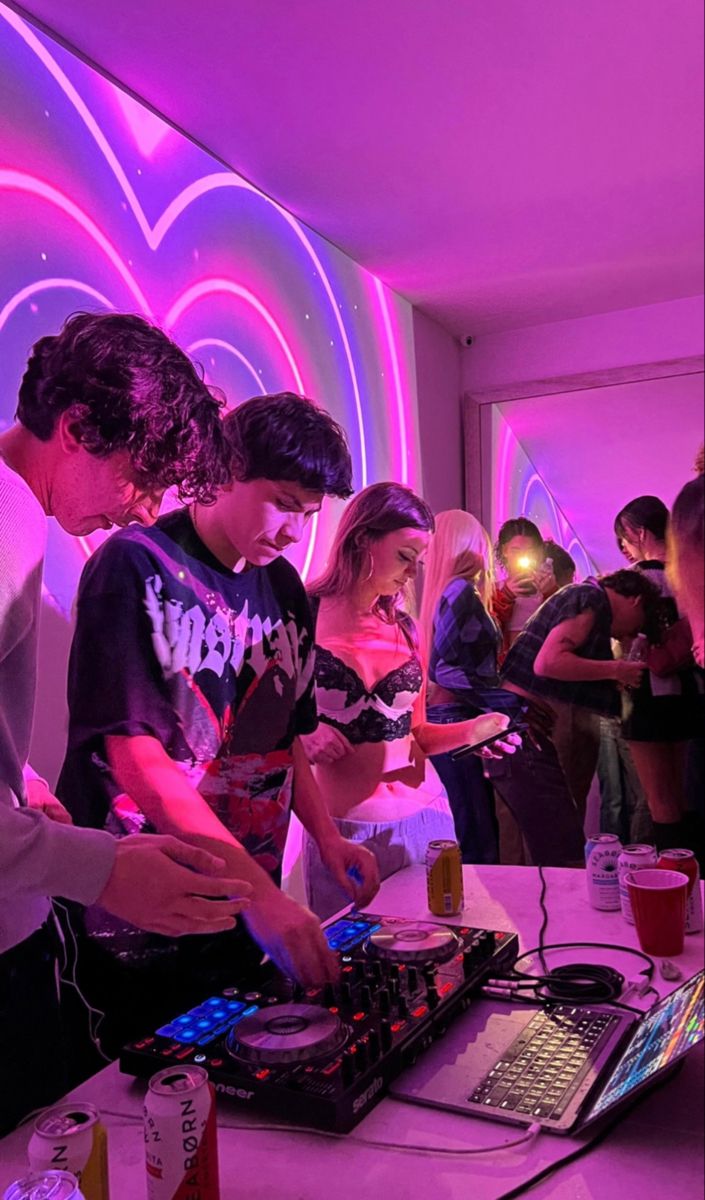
[
  {"x1": 488, "y1": 569, "x2": 661, "y2": 865},
  {"x1": 0, "y1": 311, "x2": 252, "y2": 1133},
  {"x1": 58, "y1": 391, "x2": 379, "y2": 1057}
]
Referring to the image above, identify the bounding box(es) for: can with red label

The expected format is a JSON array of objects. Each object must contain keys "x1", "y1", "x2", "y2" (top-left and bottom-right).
[
  {"x1": 144, "y1": 1066, "x2": 220, "y2": 1200},
  {"x1": 3, "y1": 1171, "x2": 85, "y2": 1200},
  {"x1": 426, "y1": 839, "x2": 464, "y2": 916},
  {"x1": 656, "y1": 848, "x2": 703, "y2": 933},
  {"x1": 585, "y1": 834, "x2": 622, "y2": 910},
  {"x1": 28, "y1": 1102, "x2": 108, "y2": 1200},
  {"x1": 618, "y1": 844, "x2": 658, "y2": 923}
]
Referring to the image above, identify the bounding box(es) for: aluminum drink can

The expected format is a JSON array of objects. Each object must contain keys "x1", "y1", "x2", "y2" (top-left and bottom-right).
[
  {"x1": 144, "y1": 1066, "x2": 220, "y2": 1200},
  {"x1": 3, "y1": 1171, "x2": 85, "y2": 1200},
  {"x1": 618, "y1": 844, "x2": 657, "y2": 923},
  {"x1": 656, "y1": 849, "x2": 703, "y2": 933},
  {"x1": 585, "y1": 834, "x2": 622, "y2": 910},
  {"x1": 426, "y1": 839, "x2": 464, "y2": 916},
  {"x1": 28, "y1": 1103, "x2": 108, "y2": 1200}
]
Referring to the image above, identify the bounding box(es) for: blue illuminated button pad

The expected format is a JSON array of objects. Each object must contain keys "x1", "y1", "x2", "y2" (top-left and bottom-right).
[
  {"x1": 156, "y1": 997, "x2": 260, "y2": 1046},
  {"x1": 324, "y1": 917, "x2": 382, "y2": 953}
]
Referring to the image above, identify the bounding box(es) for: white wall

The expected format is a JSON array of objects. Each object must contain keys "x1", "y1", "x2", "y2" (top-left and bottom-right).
[
  {"x1": 412, "y1": 309, "x2": 464, "y2": 513},
  {"x1": 462, "y1": 295, "x2": 705, "y2": 391}
]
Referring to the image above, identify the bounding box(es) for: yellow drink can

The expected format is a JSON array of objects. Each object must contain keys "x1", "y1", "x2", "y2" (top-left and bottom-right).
[{"x1": 426, "y1": 840, "x2": 464, "y2": 916}]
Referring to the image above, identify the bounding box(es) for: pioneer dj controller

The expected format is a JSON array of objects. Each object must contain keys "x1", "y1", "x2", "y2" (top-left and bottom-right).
[{"x1": 121, "y1": 912, "x2": 518, "y2": 1131}]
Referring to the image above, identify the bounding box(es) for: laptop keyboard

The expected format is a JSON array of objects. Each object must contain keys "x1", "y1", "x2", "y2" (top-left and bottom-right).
[{"x1": 469, "y1": 1005, "x2": 620, "y2": 1120}]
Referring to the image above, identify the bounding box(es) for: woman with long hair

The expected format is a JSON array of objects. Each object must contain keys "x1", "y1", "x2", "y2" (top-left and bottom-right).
[
  {"x1": 614, "y1": 495, "x2": 703, "y2": 852},
  {"x1": 301, "y1": 483, "x2": 514, "y2": 918},
  {"x1": 492, "y1": 517, "x2": 558, "y2": 657},
  {"x1": 419, "y1": 510, "x2": 516, "y2": 862}
]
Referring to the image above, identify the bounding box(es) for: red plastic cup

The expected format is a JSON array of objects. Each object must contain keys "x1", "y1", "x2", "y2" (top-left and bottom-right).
[{"x1": 626, "y1": 868, "x2": 689, "y2": 956}]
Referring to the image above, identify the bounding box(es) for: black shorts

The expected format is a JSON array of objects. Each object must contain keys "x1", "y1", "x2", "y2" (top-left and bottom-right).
[{"x1": 623, "y1": 694, "x2": 702, "y2": 742}]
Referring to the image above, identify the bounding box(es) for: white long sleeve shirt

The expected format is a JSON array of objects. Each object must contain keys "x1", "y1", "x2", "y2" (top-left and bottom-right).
[{"x1": 0, "y1": 455, "x2": 115, "y2": 953}]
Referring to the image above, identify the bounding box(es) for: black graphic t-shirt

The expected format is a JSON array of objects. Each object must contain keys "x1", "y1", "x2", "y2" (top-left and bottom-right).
[{"x1": 58, "y1": 509, "x2": 318, "y2": 880}]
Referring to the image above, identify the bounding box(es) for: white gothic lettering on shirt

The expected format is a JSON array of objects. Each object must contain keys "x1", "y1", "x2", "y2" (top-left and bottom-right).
[{"x1": 143, "y1": 572, "x2": 311, "y2": 696}]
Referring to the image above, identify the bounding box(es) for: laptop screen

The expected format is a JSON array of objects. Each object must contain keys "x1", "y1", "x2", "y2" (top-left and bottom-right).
[{"x1": 588, "y1": 970, "x2": 704, "y2": 1122}]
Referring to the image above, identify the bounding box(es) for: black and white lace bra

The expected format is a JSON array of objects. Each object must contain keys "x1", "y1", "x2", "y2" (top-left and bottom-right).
[{"x1": 314, "y1": 644, "x2": 423, "y2": 744}]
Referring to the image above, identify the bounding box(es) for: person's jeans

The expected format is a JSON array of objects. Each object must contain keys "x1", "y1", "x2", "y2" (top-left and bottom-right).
[
  {"x1": 426, "y1": 703, "x2": 499, "y2": 864},
  {"x1": 484, "y1": 734, "x2": 585, "y2": 867},
  {"x1": 597, "y1": 716, "x2": 652, "y2": 844},
  {"x1": 549, "y1": 701, "x2": 600, "y2": 827}
]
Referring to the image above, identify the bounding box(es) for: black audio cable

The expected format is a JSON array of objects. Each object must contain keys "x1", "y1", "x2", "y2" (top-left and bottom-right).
[{"x1": 482, "y1": 865, "x2": 658, "y2": 1011}]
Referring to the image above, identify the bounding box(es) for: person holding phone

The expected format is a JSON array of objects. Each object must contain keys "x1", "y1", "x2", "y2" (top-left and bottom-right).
[
  {"x1": 492, "y1": 518, "x2": 559, "y2": 658},
  {"x1": 418, "y1": 510, "x2": 528, "y2": 863},
  {"x1": 300, "y1": 484, "x2": 518, "y2": 918}
]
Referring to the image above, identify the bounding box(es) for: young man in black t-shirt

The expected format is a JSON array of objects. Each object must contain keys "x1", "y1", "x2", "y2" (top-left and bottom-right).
[{"x1": 58, "y1": 393, "x2": 379, "y2": 1052}]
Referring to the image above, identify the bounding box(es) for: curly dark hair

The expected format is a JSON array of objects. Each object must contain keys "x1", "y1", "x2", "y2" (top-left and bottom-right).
[
  {"x1": 599, "y1": 568, "x2": 663, "y2": 642},
  {"x1": 494, "y1": 517, "x2": 544, "y2": 567},
  {"x1": 543, "y1": 539, "x2": 577, "y2": 585},
  {"x1": 223, "y1": 392, "x2": 353, "y2": 498},
  {"x1": 16, "y1": 312, "x2": 231, "y2": 503}
]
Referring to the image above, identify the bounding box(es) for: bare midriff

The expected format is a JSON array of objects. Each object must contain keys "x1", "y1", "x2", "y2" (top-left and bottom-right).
[{"x1": 313, "y1": 733, "x2": 443, "y2": 821}]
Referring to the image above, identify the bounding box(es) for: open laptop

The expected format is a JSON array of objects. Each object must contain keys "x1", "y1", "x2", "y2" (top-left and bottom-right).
[{"x1": 390, "y1": 969, "x2": 704, "y2": 1134}]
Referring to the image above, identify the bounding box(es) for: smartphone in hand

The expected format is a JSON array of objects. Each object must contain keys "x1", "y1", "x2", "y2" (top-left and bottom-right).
[{"x1": 451, "y1": 714, "x2": 528, "y2": 760}]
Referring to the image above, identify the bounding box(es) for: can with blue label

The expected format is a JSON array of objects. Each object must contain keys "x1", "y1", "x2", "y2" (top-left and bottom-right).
[{"x1": 585, "y1": 834, "x2": 622, "y2": 910}]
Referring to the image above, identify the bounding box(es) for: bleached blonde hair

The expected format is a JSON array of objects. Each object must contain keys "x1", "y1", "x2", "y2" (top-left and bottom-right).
[{"x1": 419, "y1": 509, "x2": 494, "y2": 658}]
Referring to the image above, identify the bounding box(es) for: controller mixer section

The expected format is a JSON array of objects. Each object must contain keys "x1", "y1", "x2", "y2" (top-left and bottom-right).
[{"x1": 121, "y1": 913, "x2": 518, "y2": 1131}]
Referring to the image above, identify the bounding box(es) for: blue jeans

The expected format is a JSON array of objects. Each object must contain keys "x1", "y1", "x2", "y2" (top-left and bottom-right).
[
  {"x1": 426, "y1": 703, "x2": 499, "y2": 864},
  {"x1": 597, "y1": 716, "x2": 652, "y2": 844},
  {"x1": 484, "y1": 734, "x2": 585, "y2": 867}
]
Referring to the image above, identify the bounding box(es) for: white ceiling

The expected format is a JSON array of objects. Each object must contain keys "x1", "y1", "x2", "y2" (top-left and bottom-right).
[{"x1": 13, "y1": 0, "x2": 705, "y2": 338}]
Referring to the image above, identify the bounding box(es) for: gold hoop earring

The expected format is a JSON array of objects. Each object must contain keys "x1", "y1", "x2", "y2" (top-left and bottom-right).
[{"x1": 362, "y1": 550, "x2": 374, "y2": 583}]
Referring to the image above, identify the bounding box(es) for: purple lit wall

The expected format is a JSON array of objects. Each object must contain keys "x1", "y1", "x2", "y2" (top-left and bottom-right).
[
  {"x1": 0, "y1": 5, "x2": 420, "y2": 619},
  {"x1": 490, "y1": 408, "x2": 596, "y2": 580}
]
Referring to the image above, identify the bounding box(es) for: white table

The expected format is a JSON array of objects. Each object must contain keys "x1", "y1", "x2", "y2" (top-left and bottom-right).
[{"x1": 1, "y1": 865, "x2": 702, "y2": 1200}]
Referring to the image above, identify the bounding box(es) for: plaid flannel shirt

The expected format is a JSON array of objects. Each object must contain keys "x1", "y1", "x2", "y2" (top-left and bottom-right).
[
  {"x1": 429, "y1": 579, "x2": 520, "y2": 716},
  {"x1": 500, "y1": 579, "x2": 620, "y2": 716}
]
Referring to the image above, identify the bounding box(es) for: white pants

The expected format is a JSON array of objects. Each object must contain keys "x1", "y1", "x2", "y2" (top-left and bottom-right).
[{"x1": 302, "y1": 793, "x2": 455, "y2": 920}]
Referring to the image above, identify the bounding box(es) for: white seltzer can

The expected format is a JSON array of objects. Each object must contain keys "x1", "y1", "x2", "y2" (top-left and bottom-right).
[
  {"x1": 585, "y1": 834, "x2": 622, "y2": 910},
  {"x1": 618, "y1": 844, "x2": 657, "y2": 923}
]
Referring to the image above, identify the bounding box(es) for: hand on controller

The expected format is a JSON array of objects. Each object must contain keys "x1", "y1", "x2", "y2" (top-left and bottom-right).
[
  {"x1": 97, "y1": 834, "x2": 252, "y2": 936},
  {"x1": 243, "y1": 890, "x2": 339, "y2": 986}
]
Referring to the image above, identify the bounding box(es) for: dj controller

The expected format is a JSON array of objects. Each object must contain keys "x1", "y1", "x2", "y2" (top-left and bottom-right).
[{"x1": 121, "y1": 912, "x2": 519, "y2": 1131}]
